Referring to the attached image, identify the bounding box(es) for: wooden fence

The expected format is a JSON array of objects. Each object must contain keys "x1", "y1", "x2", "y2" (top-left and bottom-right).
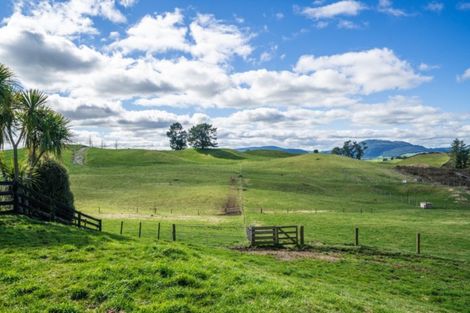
[
  {"x1": 247, "y1": 225, "x2": 304, "y2": 247},
  {"x1": 0, "y1": 180, "x2": 101, "y2": 231}
]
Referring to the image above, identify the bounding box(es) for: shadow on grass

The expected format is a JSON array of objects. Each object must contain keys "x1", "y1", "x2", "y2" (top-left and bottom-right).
[
  {"x1": 0, "y1": 215, "x2": 127, "y2": 249},
  {"x1": 195, "y1": 149, "x2": 245, "y2": 160}
]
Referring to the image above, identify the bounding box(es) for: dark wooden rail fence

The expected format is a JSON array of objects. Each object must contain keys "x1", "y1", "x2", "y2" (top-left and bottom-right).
[{"x1": 0, "y1": 180, "x2": 101, "y2": 231}]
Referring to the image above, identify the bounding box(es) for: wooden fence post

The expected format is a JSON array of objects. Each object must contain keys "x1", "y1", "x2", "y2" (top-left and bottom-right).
[
  {"x1": 157, "y1": 222, "x2": 161, "y2": 240},
  {"x1": 138, "y1": 222, "x2": 142, "y2": 238},
  {"x1": 172, "y1": 224, "x2": 176, "y2": 241},
  {"x1": 249, "y1": 227, "x2": 255, "y2": 246},
  {"x1": 300, "y1": 226, "x2": 304, "y2": 246},
  {"x1": 120, "y1": 221, "x2": 123, "y2": 235},
  {"x1": 273, "y1": 227, "x2": 279, "y2": 245},
  {"x1": 77, "y1": 212, "x2": 82, "y2": 228},
  {"x1": 416, "y1": 233, "x2": 421, "y2": 254},
  {"x1": 12, "y1": 180, "x2": 18, "y2": 213},
  {"x1": 355, "y1": 227, "x2": 359, "y2": 246},
  {"x1": 98, "y1": 219, "x2": 102, "y2": 232}
]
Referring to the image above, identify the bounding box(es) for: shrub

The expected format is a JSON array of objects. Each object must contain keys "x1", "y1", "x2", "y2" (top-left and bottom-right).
[{"x1": 34, "y1": 160, "x2": 75, "y2": 222}]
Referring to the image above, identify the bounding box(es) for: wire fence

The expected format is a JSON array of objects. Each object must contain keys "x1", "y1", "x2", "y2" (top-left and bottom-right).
[{"x1": 101, "y1": 217, "x2": 470, "y2": 261}]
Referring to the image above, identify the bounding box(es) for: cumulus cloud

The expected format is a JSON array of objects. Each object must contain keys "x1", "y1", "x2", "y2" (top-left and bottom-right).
[
  {"x1": 294, "y1": 48, "x2": 430, "y2": 94},
  {"x1": 378, "y1": 0, "x2": 407, "y2": 16},
  {"x1": 7, "y1": 0, "x2": 127, "y2": 37},
  {"x1": 189, "y1": 14, "x2": 253, "y2": 64},
  {"x1": 457, "y1": 2, "x2": 470, "y2": 10},
  {"x1": 0, "y1": 0, "x2": 463, "y2": 150},
  {"x1": 425, "y1": 2, "x2": 444, "y2": 12},
  {"x1": 119, "y1": 0, "x2": 138, "y2": 7},
  {"x1": 457, "y1": 68, "x2": 470, "y2": 82},
  {"x1": 110, "y1": 9, "x2": 189, "y2": 55},
  {"x1": 300, "y1": 1, "x2": 366, "y2": 20}
]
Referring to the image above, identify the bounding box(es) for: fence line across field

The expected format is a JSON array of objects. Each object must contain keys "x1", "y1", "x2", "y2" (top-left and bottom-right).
[{"x1": 106, "y1": 220, "x2": 428, "y2": 257}]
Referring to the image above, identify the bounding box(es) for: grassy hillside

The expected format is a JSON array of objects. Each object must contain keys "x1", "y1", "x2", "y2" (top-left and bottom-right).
[
  {"x1": 1, "y1": 215, "x2": 469, "y2": 313},
  {"x1": 2, "y1": 147, "x2": 468, "y2": 259},
  {"x1": 395, "y1": 153, "x2": 450, "y2": 167},
  {"x1": 1, "y1": 147, "x2": 470, "y2": 311}
]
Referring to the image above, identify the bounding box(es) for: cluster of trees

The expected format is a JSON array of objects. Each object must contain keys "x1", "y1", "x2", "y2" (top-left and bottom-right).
[
  {"x1": 331, "y1": 140, "x2": 367, "y2": 160},
  {"x1": 0, "y1": 64, "x2": 74, "y2": 216},
  {"x1": 166, "y1": 122, "x2": 217, "y2": 150},
  {"x1": 450, "y1": 138, "x2": 469, "y2": 169}
]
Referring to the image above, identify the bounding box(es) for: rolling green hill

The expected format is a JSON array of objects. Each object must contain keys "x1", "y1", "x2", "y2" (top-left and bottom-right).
[
  {"x1": 1, "y1": 147, "x2": 470, "y2": 312},
  {"x1": 394, "y1": 153, "x2": 450, "y2": 167}
]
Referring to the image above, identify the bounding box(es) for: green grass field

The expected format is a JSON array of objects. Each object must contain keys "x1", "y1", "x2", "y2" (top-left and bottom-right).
[
  {"x1": 1, "y1": 215, "x2": 469, "y2": 313},
  {"x1": 1, "y1": 147, "x2": 469, "y2": 312},
  {"x1": 377, "y1": 152, "x2": 450, "y2": 167}
]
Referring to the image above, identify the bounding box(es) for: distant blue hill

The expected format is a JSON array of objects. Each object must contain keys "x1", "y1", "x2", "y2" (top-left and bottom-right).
[
  {"x1": 236, "y1": 146, "x2": 309, "y2": 155},
  {"x1": 360, "y1": 140, "x2": 449, "y2": 159}
]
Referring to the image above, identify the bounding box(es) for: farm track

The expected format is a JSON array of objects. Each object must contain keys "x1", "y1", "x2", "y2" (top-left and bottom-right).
[{"x1": 72, "y1": 146, "x2": 88, "y2": 165}]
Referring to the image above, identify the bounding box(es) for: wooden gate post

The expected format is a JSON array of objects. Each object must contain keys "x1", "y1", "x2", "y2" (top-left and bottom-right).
[
  {"x1": 138, "y1": 222, "x2": 142, "y2": 238},
  {"x1": 355, "y1": 227, "x2": 359, "y2": 246},
  {"x1": 120, "y1": 221, "x2": 124, "y2": 234},
  {"x1": 172, "y1": 224, "x2": 176, "y2": 241},
  {"x1": 299, "y1": 226, "x2": 304, "y2": 246},
  {"x1": 416, "y1": 233, "x2": 421, "y2": 254},
  {"x1": 273, "y1": 227, "x2": 279, "y2": 245},
  {"x1": 157, "y1": 222, "x2": 161, "y2": 240}
]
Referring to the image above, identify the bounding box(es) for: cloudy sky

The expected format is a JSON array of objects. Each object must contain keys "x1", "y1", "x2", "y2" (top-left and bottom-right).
[{"x1": 0, "y1": 0, "x2": 469, "y2": 150}]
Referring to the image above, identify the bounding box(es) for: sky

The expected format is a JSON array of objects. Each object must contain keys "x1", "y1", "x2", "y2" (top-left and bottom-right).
[{"x1": 0, "y1": 0, "x2": 469, "y2": 150}]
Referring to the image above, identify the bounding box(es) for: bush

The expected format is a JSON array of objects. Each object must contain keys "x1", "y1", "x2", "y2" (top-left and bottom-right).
[{"x1": 34, "y1": 160, "x2": 75, "y2": 222}]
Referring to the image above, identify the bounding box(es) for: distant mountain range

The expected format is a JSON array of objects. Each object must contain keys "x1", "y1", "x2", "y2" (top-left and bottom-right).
[
  {"x1": 360, "y1": 140, "x2": 449, "y2": 159},
  {"x1": 236, "y1": 146, "x2": 309, "y2": 155},
  {"x1": 236, "y1": 140, "x2": 450, "y2": 158}
]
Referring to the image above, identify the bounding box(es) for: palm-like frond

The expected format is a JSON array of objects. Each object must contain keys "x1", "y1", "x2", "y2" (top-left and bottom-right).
[
  {"x1": 37, "y1": 109, "x2": 72, "y2": 159},
  {"x1": 0, "y1": 64, "x2": 19, "y2": 100}
]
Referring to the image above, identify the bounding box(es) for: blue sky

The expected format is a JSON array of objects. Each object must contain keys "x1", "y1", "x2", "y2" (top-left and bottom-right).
[{"x1": 0, "y1": 0, "x2": 469, "y2": 150}]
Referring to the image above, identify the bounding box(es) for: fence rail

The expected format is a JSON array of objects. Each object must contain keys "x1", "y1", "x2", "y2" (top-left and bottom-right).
[
  {"x1": 247, "y1": 225, "x2": 304, "y2": 247},
  {"x1": 0, "y1": 180, "x2": 101, "y2": 231}
]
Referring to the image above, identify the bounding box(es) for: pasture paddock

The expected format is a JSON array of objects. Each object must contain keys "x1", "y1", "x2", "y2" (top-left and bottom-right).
[{"x1": 1, "y1": 148, "x2": 469, "y2": 312}]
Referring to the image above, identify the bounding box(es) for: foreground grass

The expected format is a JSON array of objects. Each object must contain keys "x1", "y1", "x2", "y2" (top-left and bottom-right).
[{"x1": 1, "y1": 215, "x2": 469, "y2": 313}]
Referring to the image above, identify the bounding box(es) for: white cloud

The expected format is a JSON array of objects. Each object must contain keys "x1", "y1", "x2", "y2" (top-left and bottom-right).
[
  {"x1": 294, "y1": 48, "x2": 431, "y2": 94},
  {"x1": 0, "y1": 1, "x2": 462, "y2": 150},
  {"x1": 425, "y1": 2, "x2": 444, "y2": 12},
  {"x1": 378, "y1": 0, "x2": 407, "y2": 16},
  {"x1": 6, "y1": 0, "x2": 127, "y2": 37},
  {"x1": 275, "y1": 12, "x2": 284, "y2": 20},
  {"x1": 419, "y1": 63, "x2": 440, "y2": 71},
  {"x1": 337, "y1": 20, "x2": 360, "y2": 29},
  {"x1": 119, "y1": 0, "x2": 138, "y2": 8},
  {"x1": 457, "y1": 68, "x2": 470, "y2": 82},
  {"x1": 189, "y1": 14, "x2": 253, "y2": 64},
  {"x1": 110, "y1": 9, "x2": 189, "y2": 55},
  {"x1": 110, "y1": 11, "x2": 253, "y2": 64},
  {"x1": 457, "y1": 2, "x2": 470, "y2": 10},
  {"x1": 300, "y1": 1, "x2": 365, "y2": 20}
]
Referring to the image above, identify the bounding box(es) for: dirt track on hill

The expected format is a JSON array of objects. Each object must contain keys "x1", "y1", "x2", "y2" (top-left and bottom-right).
[{"x1": 72, "y1": 147, "x2": 88, "y2": 165}]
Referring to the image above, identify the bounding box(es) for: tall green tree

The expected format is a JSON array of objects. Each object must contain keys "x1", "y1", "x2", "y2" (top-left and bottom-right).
[
  {"x1": 331, "y1": 140, "x2": 367, "y2": 160},
  {"x1": 166, "y1": 122, "x2": 187, "y2": 150},
  {"x1": 0, "y1": 64, "x2": 71, "y2": 181},
  {"x1": 188, "y1": 123, "x2": 217, "y2": 149},
  {"x1": 450, "y1": 138, "x2": 469, "y2": 169}
]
